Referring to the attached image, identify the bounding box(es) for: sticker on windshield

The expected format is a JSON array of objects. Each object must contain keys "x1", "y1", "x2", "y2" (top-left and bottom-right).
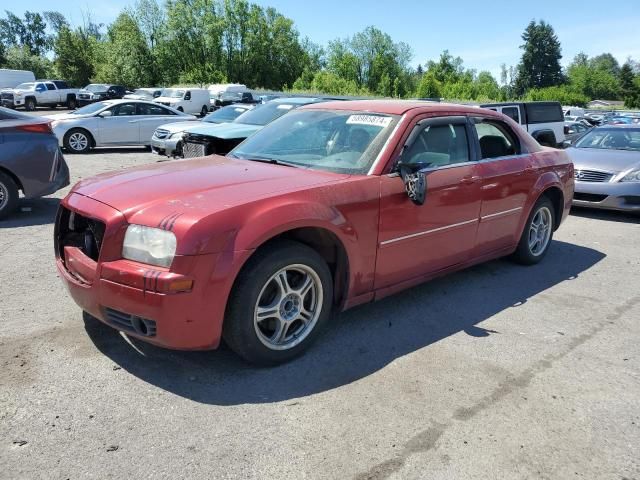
[
  {"x1": 277, "y1": 104, "x2": 294, "y2": 110},
  {"x1": 346, "y1": 115, "x2": 392, "y2": 128}
]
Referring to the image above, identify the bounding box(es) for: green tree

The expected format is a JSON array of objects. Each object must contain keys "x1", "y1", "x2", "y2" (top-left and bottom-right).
[
  {"x1": 3, "y1": 45, "x2": 53, "y2": 78},
  {"x1": 53, "y1": 25, "x2": 97, "y2": 86},
  {"x1": 567, "y1": 53, "x2": 620, "y2": 100},
  {"x1": 416, "y1": 71, "x2": 441, "y2": 99},
  {"x1": 515, "y1": 20, "x2": 563, "y2": 95}
]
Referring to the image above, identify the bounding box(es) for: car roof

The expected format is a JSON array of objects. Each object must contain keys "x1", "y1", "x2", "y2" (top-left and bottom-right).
[{"x1": 301, "y1": 99, "x2": 490, "y2": 116}]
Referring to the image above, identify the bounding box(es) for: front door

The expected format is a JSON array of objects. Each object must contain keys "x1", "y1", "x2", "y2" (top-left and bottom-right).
[
  {"x1": 375, "y1": 116, "x2": 482, "y2": 289},
  {"x1": 98, "y1": 103, "x2": 140, "y2": 145}
]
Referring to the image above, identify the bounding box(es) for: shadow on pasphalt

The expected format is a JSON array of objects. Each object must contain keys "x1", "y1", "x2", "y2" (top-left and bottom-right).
[
  {"x1": 83, "y1": 240, "x2": 605, "y2": 406},
  {"x1": 570, "y1": 206, "x2": 640, "y2": 224},
  {"x1": 0, "y1": 197, "x2": 60, "y2": 228}
]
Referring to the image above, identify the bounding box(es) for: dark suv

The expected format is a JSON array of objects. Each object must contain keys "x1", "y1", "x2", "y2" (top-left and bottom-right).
[{"x1": 77, "y1": 84, "x2": 127, "y2": 106}]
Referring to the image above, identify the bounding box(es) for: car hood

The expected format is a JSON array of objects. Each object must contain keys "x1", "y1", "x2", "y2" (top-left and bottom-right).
[
  {"x1": 2, "y1": 88, "x2": 33, "y2": 94},
  {"x1": 72, "y1": 155, "x2": 348, "y2": 219},
  {"x1": 157, "y1": 120, "x2": 202, "y2": 133},
  {"x1": 566, "y1": 147, "x2": 640, "y2": 173},
  {"x1": 185, "y1": 122, "x2": 262, "y2": 139},
  {"x1": 79, "y1": 89, "x2": 107, "y2": 95},
  {"x1": 155, "y1": 96, "x2": 179, "y2": 103}
]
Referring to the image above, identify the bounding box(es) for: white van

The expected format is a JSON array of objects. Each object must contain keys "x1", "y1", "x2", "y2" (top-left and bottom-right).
[
  {"x1": 563, "y1": 106, "x2": 585, "y2": 118},
  {"x1": 154, "y1": 88, "x2": 210, "y2": 116},
  {"x1": 208, "y1": 83, "x2": 247, "y2": 107},
  {"x1": 0, "y1": 69, "x2": 35, "y2": 89}
]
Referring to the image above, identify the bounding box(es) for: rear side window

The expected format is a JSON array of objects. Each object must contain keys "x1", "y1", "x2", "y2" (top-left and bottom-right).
[
  {"x1": 46, "y1": 83, "x2": 56, "y2": 91},
  {"x1": 473, "y1": 118, "x2": 520, "y2": 159},
  {"x1": 54, "y1": 81, "x2": 68, "y2": 89},
  {"x1": 525, "y1": 103, "x2": 563, "y2": 124}
]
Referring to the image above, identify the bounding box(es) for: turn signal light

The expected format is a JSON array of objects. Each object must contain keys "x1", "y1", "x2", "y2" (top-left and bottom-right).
[{"x1": 167, "y1": 279, "x2": 194, "y2": 293}]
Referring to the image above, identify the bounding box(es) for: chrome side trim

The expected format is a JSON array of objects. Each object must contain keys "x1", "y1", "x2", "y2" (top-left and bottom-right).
[
  {"x1": 481, "y1": 206, "x2": 522, "y2": 221},
  {"x1": 380, "y1": 219, "x2": 478, "y2": 246}
]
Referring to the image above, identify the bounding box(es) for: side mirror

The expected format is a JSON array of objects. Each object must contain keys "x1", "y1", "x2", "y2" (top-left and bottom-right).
[
  {"x1": 562, "y1": 139, "x2": 572, "y2": 148},
  {"x1": 98, "y1": 110, "x2": 113, "y2": 118},
  {"x1": 398, "y1": 162, "x2": 428, "y2": 206}
]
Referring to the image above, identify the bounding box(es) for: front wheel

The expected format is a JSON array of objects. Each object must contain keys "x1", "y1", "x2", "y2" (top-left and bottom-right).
[
  {"x1": 63, "y1": 128, "x2": 92, "y2": 154},
  {"x1": 25, "y1": 98, "x2": 36, "y2": 111},
  {"x1": 223, "y1": 240, "x2": 333, "y2": 366},
  {"x1": 0, "y1": 171, "x2": 19, "y2": 220},
  {"x1": 511, "y1": 197, "x2": 555, "y2": 265},
  {"x1": 177, "y1": 106, "x2": 184, "y2": 112}
]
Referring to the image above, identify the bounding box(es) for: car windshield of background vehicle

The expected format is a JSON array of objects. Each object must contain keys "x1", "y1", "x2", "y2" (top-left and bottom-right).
[
  {"x1": 162, "y1": 89, "x2": 185, "y2": 98},
  {"x1": 575, "y1": 128, "x2": 640, "y2": 151},
  {"x1": 133, "y1": 89, "x2": 152, "y2": 97},
  {"x1": 203, "y1": 106, "x2": 248, "y2": 123},
  {"x1": 229, "y1": 110, "x2": 400, "y2": 174},
  {"x1": 233, "y1": 102, "x2": 300, "y2": 126},
  {"x1": 84, "y1": 84, "x2": 108, "y2": 92},
  {"x1": 14, "y1": 83, "x2": 35, "y2": 90},
  {"x1": 71, "y1": 102, "x2": 110, "y2": 115}
]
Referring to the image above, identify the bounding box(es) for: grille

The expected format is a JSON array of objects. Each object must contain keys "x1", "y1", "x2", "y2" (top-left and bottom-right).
[
  {"x1": 183, "y1": 141, "x2": 206, "y2": 158},
  {"x1": 1, "y1": 92, "x2": 14, "y2": 100},
  {"x1": 154, "y1": 129, "x2": 169, "y2": 139},
  {"x1": 573, "y1": 193, "x2": 608, "y2": 202},
  {"x1": 104, "y1": 308, "x2": 157, "y2": 337},
  {"x1": 574, "y1": 169, "x2": 613, "y2": 182},
  {"x1": 55, "y1": 206, "x2": 106, "y2": 263},
  {"x1": 79, "y1": 93, "x2": 91, "y2": 99},
  {"x1": 158, "y1": 102, "x2": 170, "y2": 106}
]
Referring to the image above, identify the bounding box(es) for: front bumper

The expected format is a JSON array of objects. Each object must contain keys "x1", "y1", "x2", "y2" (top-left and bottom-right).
[
  {"x1": 572, "y1": 180, "x2": 640, "y2": 212},
  {"x1": 150, "y1": 135, "x2": 181, "y2": 157},
  {"x1": 55, "y1": 193, "x2": 251, "y2": 350}
]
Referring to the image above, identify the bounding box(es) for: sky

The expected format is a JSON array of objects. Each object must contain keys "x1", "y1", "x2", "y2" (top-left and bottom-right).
[{"x1": 9, "y1": 0, "x2": 640, "y2": 80}]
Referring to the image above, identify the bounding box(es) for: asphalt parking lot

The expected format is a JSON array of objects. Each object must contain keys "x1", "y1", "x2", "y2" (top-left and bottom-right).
[{"x1": 1, "y1": 109, "x2": 640, "y2": 479}]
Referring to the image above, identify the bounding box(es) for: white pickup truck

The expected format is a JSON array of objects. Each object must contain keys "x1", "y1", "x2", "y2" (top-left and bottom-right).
[
  {"x1": 0, "y1": 80, "x2": 79, "y2": 111},
  {"x1": 480, "y1": 101, "x2": 566, "y2": 147}
]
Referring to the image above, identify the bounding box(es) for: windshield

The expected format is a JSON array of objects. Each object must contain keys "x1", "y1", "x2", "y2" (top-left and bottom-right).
[
  {"x1": 15, "y1": 83, "x2": 35, "y2": 90},
  {"x1": 229, "y1": 109, "x2": 400, "y2": 174},
  {"x1": 575, "y1": 128, "x2": 640, "y2": 151},
  {"x1": 162, "y1": 89, "x2": 185, "y2": 98},
  {"x1": 203, "y1": 105, "x2": 250, "y2": 123},
  {"x1": 84, "y1": 84, "x2": 108, "y2": 92},
  {"x1": 234, "y1": 101, "x2": 302, "y2": 126},
  {"x1": 133, "y1": 89, "x2": 152, "y2": 96},
  {"x1": 71, "y1": 102, "x2": 110, "y2": 115}
]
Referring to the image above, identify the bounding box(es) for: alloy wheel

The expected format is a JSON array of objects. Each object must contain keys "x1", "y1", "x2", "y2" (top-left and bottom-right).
[
  {"x1": 528, "y1": 206, "x2": 552, "y2": 256},
  {"x1": 253, "y1": 264, "x2": 323, "y2": 351},
  {"x1": 0, "y1": 182, "x2": 7, "y2": 210},
  {"x1": 69, "y1": 132, "x2": 89, "y2": 152}
]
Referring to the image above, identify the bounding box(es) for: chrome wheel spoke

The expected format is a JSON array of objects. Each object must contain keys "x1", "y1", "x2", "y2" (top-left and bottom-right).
[
  {"x1": 274, "y1": 271, "x2": 292, "y2": 297},
  {"x1": 256, "y1": 305, "x2": 279, "y2": 320},
  {"x1": 298, "y1": 308, "x2": 313, "y2": 325},
  {"x1": 297, "y1": 274, "x2": 314, "y2": 298},
  {"x1": 271, "y1": 318, "x2": 289, "y2": 344}
]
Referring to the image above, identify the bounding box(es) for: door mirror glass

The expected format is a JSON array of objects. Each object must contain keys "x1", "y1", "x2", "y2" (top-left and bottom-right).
[{"x1": 398, "y1": 162, "x2": 428, "y2": 206}]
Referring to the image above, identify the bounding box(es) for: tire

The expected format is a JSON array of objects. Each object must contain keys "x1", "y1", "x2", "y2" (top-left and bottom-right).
[
  {"x1": 50, "y1": 104, "x2": 57, "y2": 110},
  {"x1": 200, "y1": 105, "x2": 209, "y2": 117},
  {"x1": 223, "y1": 240, "x2": 334, "y2": 366},
  {"x1": 25, "y1": 97, "x2": 36, "y2": 111},
  {"x1": 63, "y1": 128, "x2": 92, "y2": 154},
  {"x1": 511, "y1": 197, "x2": 555, "y2": 265},
  {"x1": 67, "y1": 97, "x2": 77, "y2": 109},
  {"x1": 0, "y1": 171, "x2": 19, "y2": 220}
]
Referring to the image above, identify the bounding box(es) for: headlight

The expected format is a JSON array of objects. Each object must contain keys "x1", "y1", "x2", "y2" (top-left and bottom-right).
[
  {"x1": 15, "y1": 92, "x2": 22, "y2": 97},
  {"x1": 92, "y1": 94, "x2": 100, "y2": 99},
  {"x1": 168, "y1": 131, "x2": 184, "y2": 139},
  {"x1": 122, "y1": 225, "x2": 177, "y2": 267},
  {"x1": 620, "y1": 169, "x2": 640, "y2": 182}
]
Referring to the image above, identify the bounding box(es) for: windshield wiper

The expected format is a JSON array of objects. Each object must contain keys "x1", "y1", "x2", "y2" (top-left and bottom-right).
[{"x1": 230, "y1": 153, "x2": 298, "y2": 168}]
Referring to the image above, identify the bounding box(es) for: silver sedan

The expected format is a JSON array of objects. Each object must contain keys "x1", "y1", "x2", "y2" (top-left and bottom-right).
[
  {"x1": 47, "y1": 100, "x2": 196, "y2": 153},
  {"x1": 567, "y1": 125, "x2": 640, "y2": 213}
]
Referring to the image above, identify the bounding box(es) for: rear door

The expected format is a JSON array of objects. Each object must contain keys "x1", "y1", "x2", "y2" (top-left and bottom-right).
[
  {"x1": 135, "y1": 103, "x2": 179, "y2": 143},
  {"x1": 471, "y1": 116, "x2": 537, "y2": 255},
  {"x1": 375, "y1": 115, "x2": 482, "y2": 289}
]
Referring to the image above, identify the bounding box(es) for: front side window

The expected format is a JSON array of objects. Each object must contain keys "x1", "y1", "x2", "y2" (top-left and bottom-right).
[
  {"x1": 230, "y1": 109, "x2": 399, "y2": 174},
  {"x1": 473, "y1": 118, "x2": 520, "y2": 159},
  {"x1": 109, "y1": 103, "x2": 137, "y2": 116},
  {"x1": 403, "y1": 121, "x2": 471, "y2": 167}
]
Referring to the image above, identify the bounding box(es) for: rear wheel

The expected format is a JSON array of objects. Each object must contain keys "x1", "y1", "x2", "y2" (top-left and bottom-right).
[
  {"x1": 63, "y1": 128, "x2": 92, "y2": 154},
  {"x1": 223, "y1": 240, "x2": 333, "y2": 366},
  {"x1": 0, "y1": 171, "x2": 19, "y2": 220},
  {"x1": 200, "y1": 105, "x2": 209, "y2": 117},
  {"x1": 67, "y1": 97, "x2": 77, "y2": 109},
  {"x1": 512, "y1": 197, "x2": 555, "y2": 265}
]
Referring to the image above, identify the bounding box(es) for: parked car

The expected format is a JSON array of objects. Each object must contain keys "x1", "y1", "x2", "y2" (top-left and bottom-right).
[
  {"x1": 208, "y1": 83, "x2": 247, "y2": 108},
  {"x1": 77, "y1": 84, "x2": 126, "y2": 106},
  {"x1": 47, "y1": 100, "x2": 196, "y2": 153},
  {"x1": 564, "y1": 121, "x2": 591, "y2": 144},
  {"x1": 480, "y1": 101, "x2": 566, "y2": 146},
  {"x1": 564, "y1": 115, "x2": 592, "y2": 127},
  {"x1": 124, "y1": 88, "x2": 163, "y2": 101},
  {"x1": 258, "y1": 94, "x2": 281, "y2": 104},
  {"x1": 0, "y1": 107, "x2": 69, "y2": 219},
  {"x1": 0, "y1": 80, "x2": 79, "y2": 110},
  {"x1": 607, "y1": 116, "x2": 634, "y2": 125},
  {"x1": 567, "y1": 125, "x2": 640, "y2": 212},
  {"x1": 151, "y1": 104, "x2": 254, "y2": 157},
  {"x1": 563, "y1": 106, "x2": 585, "y2": 117},
  {"x1": 182, "y1": 97, "x2": 324, "y2": 158},
  {"x1": 0, "y1": 69, "x2": 35, "y2": 89},
  {"x1": 154, "y1": 88, "x2": 210, "y2": 116},
  {"x1": 210, "y1": 91, "x2": 257, "y2": 110},
  {"x1": 54, "y1": 100, "x2": 574, "y2": 365}
]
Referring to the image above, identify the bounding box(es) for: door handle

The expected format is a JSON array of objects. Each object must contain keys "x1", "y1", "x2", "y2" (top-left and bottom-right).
[{"x1": 460, "y1": 175, "x2": 480, "y2": 185}]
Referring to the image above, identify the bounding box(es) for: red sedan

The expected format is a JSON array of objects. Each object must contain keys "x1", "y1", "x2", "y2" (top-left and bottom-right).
[{"x1": 54, "y1": 100, "x2": 574, "y2": 365}]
